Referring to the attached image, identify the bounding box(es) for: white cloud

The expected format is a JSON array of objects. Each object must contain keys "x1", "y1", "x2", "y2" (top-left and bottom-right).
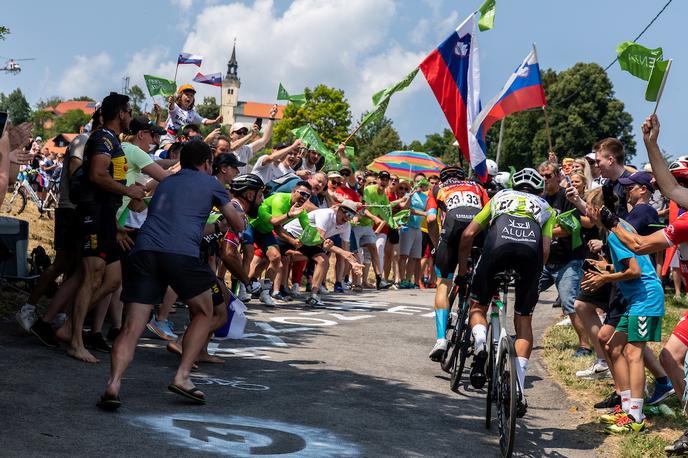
[
  {"x1": 54, "y1": 52, "x2": 114, "y2": 98},
  {"x1": 171, "y1": 0, "x2": 193, "y2": 10}
]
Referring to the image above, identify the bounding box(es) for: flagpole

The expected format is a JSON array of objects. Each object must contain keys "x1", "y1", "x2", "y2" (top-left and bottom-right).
[
  {"x1": 173, "y1": 62, "x2": 179, "y2": 83},
  {"x1": 532, "y1": 43, "x2": 554, "y2": 153},
  {"x1": 652, "y1": 58, "x2": 672, "y2": 115},
  {"x1": 495, "y1": 118, "x2": 505, "y2": 167},
  {"x1": 343, "y1": 122, "x2": 364, "y2": 145}
]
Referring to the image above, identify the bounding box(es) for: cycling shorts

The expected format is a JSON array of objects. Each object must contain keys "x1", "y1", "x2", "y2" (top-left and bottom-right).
[
  {"x1": 77, "y1": 202, "x2": 120, "y2": 264},
  {"x1": 470, "y1": 214, "x2": 543, "y2": 316},
  {"x1": 435, "y1": 211, "x2": 483, "y2": 279}
]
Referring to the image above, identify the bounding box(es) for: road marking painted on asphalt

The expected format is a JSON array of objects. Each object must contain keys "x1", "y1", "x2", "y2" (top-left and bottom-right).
[{"x1": 271, "y1": 317, "x2": 338, "y2": 326}]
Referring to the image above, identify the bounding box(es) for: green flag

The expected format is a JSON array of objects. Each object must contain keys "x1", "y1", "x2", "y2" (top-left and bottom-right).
[
  {"x1": 300, "y1": 225, "x2": 324, "y2": 246},
  {"x1": 276, "y1": 83, "x2": 306, "y2": 107},
  {"x1": 144, "y1": 74, "x2": 177, "y2": 97},
  {"x1": 645, "y1": 58, "x2": 670, "y2": 102},
  {"x1": 360, "y1": 68, "x2": 419, "y2": 129},
  {"x1": 291, "y1": 124, "x2": 339, "y2": 170},
  {"x1": 616, "y1": 42, "x2": 663, "y2": 81},
  {"x1": 557, "y1": 208, "x2": 582, "y2": 249},
  {"x1": 392, "y1": 209, "x2": 410, "y2": 228},
  {"x1": 478, "y1": 0, "x2": 496, "y2": 31}
]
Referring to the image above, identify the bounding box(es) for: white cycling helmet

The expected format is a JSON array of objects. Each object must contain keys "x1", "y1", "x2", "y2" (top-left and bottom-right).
[
  {"x1": 511, "y1": 167, "x2": 544, "y2": 193},
  {"x1": 494, "y1": 171, "x2": 511, "y2": 188},
  {"x1": 486, "y1": 159, "x2": 498, "y2": 176}
]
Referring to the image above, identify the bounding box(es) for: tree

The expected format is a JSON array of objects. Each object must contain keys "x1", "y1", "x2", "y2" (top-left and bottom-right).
[
  {"x1": 0, "y1": 26, "x2": 9, "y2": 41},
  {"x1": 403, "y1": 129, "x2": 461, "y2": 166},
  {"x1": 273, "y1": 84, "x2": 352, "y2": 148},
  {"x1": 482, "y1": 63, "x2": 636, "y2": 169},
  {"x1": 30, "y1": 110, "x2": 55, "y2": 139},
  {"x1": 54, "y1": 109, "x2": 90, "y2": 133},
  {"x1": 125, "y1": 86, "x2": 145, "y2": 116},
  {"x1": 0, "y1": 88, "x2": 32, "y2": 125},
  {"x1": 356, "y1": 125, "x2": 403, "y2": 169},
  {"x1": 196, "y1": 96, "x2": 220, "y2": 120},
  {"x1": 35, "y1": 97, "x2": 63, "y2": 110},
  {"x1": 351, "y1": 112, "x2": 394, "y2": 167},
  {"x1": 70, "y1": 96, "x2": 95, "y2": 102}
]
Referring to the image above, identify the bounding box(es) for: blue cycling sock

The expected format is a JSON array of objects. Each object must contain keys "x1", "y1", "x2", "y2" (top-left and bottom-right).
[
  {"x1": 656, "y1": 376, "x2": 669, "y2": 385},
  {"x1": 435, "y1": 308, "x2": 448, "y2": 340}
]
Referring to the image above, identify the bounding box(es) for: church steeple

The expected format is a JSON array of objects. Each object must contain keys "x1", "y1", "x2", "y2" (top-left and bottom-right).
[{"x1": 224, "y1": 38, "x2": 240, "y2": 87}]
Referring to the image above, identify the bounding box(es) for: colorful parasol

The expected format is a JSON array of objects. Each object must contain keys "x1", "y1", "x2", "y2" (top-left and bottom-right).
[{"x1": 367, "y1": 151, "x2": 445, "y2": 180}]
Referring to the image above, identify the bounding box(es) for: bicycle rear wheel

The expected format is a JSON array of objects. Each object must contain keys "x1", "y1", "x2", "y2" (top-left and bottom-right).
[
  {"x1": 496, "y1": 335, "x2": 518, "y2": 457},
  {"x1": 440, "y1": 285, "x2": 460, "y2": 372},
  {"x1": 1, "y1": 188, "x2": 27, "y2": 215},
  {"x1": 484, "y1": 322, "x2": 495, "y2": 429},
  {"x1": 450, "y1": 310, "x2": 471, "y2": 392}
]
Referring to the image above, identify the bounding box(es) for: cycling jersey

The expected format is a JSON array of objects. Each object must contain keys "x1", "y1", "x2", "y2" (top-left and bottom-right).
[
  {"x1": 249, "y1": 192, "x2": 308, "y2": 234},
  {"x1": 663, "y1": 211, "x2": 688, "y2": 284},
  {"x1": 426, "y1": 179, "x2": 489, "y2": 224},
  {"x1": 473, "y1": 189, "x2": 555, "y2": 238}
]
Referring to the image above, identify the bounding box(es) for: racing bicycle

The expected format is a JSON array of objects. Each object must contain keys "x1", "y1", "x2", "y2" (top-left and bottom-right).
[
  {"x1": 485, "y1": 269, "x2": 521, "y2": 458},
  {"x1": 1, "y1": 168, "x2": 60, "y2": 218}
]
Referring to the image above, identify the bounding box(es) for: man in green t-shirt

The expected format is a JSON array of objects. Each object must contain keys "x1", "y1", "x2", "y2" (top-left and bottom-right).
[
  {"x1": 352, "y1": 170, "x2": 392, "y2": 290},
  {"x1": 248, "y1": 181, "x2": 311, "y2": 304}
]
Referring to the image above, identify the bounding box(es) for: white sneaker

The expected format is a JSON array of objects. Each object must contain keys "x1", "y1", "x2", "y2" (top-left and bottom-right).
[
  {"x1": 289, "y1": 283, "x2": 301, "y2": 296},
  {"x1": 259, "y1": 290, "x2": 276, "y2": 307},
  {"x1": 556, "y1": 316, "x2": 572, "y2": 326},
  {"x1": 429, "y1": 338, "x2": 448, "y2": 361},
  {"x1": 52, "y1": 313, "x2": 67, "y2": 329},
  {"x1": 238, "y1": 282, "x2": 252, "y2": 302},
  {"x1": 16, "y1": 303, "x2": 37, "y2": 332},
  {"x1": 318, "y1": 286, "x2": 332, "y2": 296},
  {"x1": 306, "y1": 294, "x2": 326, "y2": 308},
  {"x1": 576, "y1": 360, "x2": 611, "y2": 380}
]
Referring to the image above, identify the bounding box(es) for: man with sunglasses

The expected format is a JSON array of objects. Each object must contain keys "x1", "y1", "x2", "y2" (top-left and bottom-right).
[
  {"x1": 229, "y1": 105, "x2": 278, "y2": 174},
  {"x1": 247, "y1": 181, "x2": 311, "y2": 304},
  {"x1": 252, "y1": 140, "x2": 303, "y2": 184}
]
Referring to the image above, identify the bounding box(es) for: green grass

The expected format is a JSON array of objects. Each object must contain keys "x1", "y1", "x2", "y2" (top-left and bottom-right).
[{"x1": 542, "y1": 296, "x2": 688, "y2": 457}]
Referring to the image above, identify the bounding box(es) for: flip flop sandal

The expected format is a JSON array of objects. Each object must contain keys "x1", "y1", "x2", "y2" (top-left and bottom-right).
[
  {"x1": 96, "y1": 394, "x2": 122, "y2": 411},
  {"x1": 168, "y1": 384, "x2": 206, "y2": 404}
]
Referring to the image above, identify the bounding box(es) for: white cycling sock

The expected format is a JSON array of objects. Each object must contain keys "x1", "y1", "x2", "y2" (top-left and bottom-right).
[
  {"x1": 620, "y1": 390, "x2": 631, "y2": 412},
  {"x1": 472, "y1": 324, "x2": 487, "y2": 352},
  {"x1": 516, "y1": 357, "x2": 528, "y2": 393},
  {"x1": 629, "y1": 398, "x2": 644, "y2": 422}
]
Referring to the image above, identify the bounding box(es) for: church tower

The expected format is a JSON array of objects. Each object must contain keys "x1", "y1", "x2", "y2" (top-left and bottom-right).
[{"x1": 221, "y1": 39, "x2": 240, "y2": 126}]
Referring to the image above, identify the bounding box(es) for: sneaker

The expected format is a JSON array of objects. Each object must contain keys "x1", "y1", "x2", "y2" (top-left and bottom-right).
[
  {"x1": 259, "y1": 290, "x2": 276, "y2": 307},
  {"x1": 16, "y1": 303, "x2": 37, "y2": 332},
  {"x1": 470, "y1": 349, "x2": 488, "y2": 389},
  {"x1": 146, "y1": 316, "x2": 178, "y2": 341},
  {"x1": 334, "y1": 282, "x2": 344, "y2": 293},
  {"x1": 572, "y1": 347, "x2": 593, "y2": 357},
  {"x1": 647, "y1": 379, "x2": 675, "y2": 405},
  {"x1": 599, "y1": 405, "x2": 626, "y2": 424},
  {"x1": 576, "y1": 360, "x2": 612, "y2": 380},
  {"x1": 84, "y1": 331, "x2": 112, "y2": 353},
  {"x1": 238, "y1": 282, "x2": 251, "y2": 302},
  {"x1": 342, "y1": 281, "x2": 352, "y2": 291},
  {"x1": 30, "y1": 319, "x2": 59, "y2": 348},
  {"x1": 429, "y1": 338, "x2": 448, "y2": 362},
  {"x1": 555, "y1": 316, "x2": 572, "y2": 326},
  {"x1": 391, "y1": 282, "x2": 400, "y2": 290},
  {"x1": 52, "y1": 312, "x2": 68, "y2": 329},
  {"x1": 289, "y1": 283, "x2": 301, "y2": 296},
  {"x1": 306, "y1": 295, "x2": 326, "y2": 308},
  {"x1": 604, "y1": 414, "x2": 646, "y2": 434},
  {"x1": 594, "y1": 391, "x2": 621, "y2": 409},
  {"x1": 271, "y1": 291, "x2": 291, "y2": 303},
  {"x1": 665, "y1": 430, "x2": 688, "y2": 456},
  {"x1": 106, "y1": 327, "x2": 120, "y2": 341},
  {"x1": 281, "y1": 286, "x2": 299, "y2": 300},
  {"x1": 376, "y1": 278, "x2": 391, "y2": 290}
]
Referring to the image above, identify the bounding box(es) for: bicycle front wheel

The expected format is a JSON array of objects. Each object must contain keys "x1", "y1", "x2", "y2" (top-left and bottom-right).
[
  {"x1": 496, "y1": 335, "x2": 518, "y2": 458},
  {"x1": 1, "y1": 188, "x2": 27, "y2": 215},
  {"x1": 484, "y1": 322, "x2": 495, "y2": 429}
]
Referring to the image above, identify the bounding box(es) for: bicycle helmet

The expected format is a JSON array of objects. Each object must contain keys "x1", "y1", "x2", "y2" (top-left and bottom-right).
[
  {"x1": 511, "y1": 168, "x2": 544, "y2": 194},
  {"x1": 439, "y1": 166, "x2": 466, "y2": 183},
  {"x1": 486, "y1": 159, "x2": 498, "y2": 176},
  {"x1": 230, "y1": 173, "x2": 265, "y2": 194},
  {"x1": 669, "y1": 160, "x2": 688, "y2": 186}
]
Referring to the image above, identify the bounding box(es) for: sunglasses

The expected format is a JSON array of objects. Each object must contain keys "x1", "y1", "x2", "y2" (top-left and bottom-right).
[
  {"x1": 330, "y1": 181, "x2": 343, "y2": 186},
  {"x1": 297, "y1": 190, "x2": 311, "y2": 200},
  {"x1": 342, "y1": 209, "x2": 356, "y2": 219},
  {"x1": 398, "y1": 187, "x2": 410, "y2": 192},
  {"x1": 542, "y1": 173, "x2": 554, "y2": 179},
  {"x1": 235, "y1": 129, "x2": 249, "y2": 135},
  {"x1": 341, "y1": 170, "x2": 351, "y2": 177},
  {"x1": 391, "y1": 178, "x2": 399, "y2": 182}
]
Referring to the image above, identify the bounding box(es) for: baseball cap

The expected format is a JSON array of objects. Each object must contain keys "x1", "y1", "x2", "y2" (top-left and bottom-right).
[
  {"x1": 378, "y1": 171, "x2": 391, "y2": 180},
  {"x1": 213, "y1": 153, "x2": 246, "y2": 174},
  {"x1": 178, "y1": 84, "x2": 196, "y2": 94},
  {"x1": 327, "y1": 171, "x2": 343, "y2": 179},
  {"x1": 585, "y1": 152, "x2": 596, "y2": 161},
  {"x1": 618, "y1": 171, "x2": 654, "y2": 191},
  {"x1": 34, "y1": 136, "x2": 42, "y2": 142},
  {"x1": 339, "y1": 200, "x2": 358, "y2": 218},
  {"x1": 230, "y1": 122, "x2": 250, "y2": 133},
  {"x1": 273, "y1": 141, "x2": 291, "y2": 150},
  {"x1": 129, "y1": 115, "x2": 166, "y2": 135}
]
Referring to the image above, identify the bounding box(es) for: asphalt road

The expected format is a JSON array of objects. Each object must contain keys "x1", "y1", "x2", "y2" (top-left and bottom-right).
[{"x1": 0, "y1": 287, "x2": 602, "y2": 457}]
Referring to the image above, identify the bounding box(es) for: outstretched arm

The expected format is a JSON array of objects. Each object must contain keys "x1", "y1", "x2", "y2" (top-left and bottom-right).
[{"x1": 643, "y1": 114, "x2": 688, "y2": 207}]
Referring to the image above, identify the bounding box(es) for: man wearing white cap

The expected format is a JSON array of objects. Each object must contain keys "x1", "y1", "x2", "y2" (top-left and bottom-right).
[
  {"x1": 229, "y1": 105, "x2": 278, "y2": 174},
  {"x1": 586, "y1": 149, "x2": 606, "y2": 187}
]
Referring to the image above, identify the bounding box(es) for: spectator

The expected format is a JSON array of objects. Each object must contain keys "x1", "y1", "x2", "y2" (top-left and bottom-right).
[
  {"x1": 162, "y1": 85, "x2": 221, "y2": 147},
  {"x1": 229, "y1": 105, "x2": 278, "y2": 174}
]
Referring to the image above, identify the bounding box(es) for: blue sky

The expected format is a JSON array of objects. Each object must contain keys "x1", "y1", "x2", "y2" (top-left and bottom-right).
[{"x1": 0, "y1": 0, "x2": 684, "y2": 166}]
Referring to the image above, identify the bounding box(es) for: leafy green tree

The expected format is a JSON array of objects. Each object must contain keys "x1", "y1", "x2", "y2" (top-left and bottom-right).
[
  {"x1": 125, "y1": 86, "x2": 145, "y2": 116},
  {"x1": 30, "y1": 110, "x2": 55, "y2": 138},
  {"x1": 54, "y1": 109, "x2": 90, "y2": 133},
  {"x1": 405, "y1": 140, "x2": 424, "y2": 151},
  {"x1": 35, "y1": 97, "x2": 63, "y2": 110},
  {"x1": 70, "y1": 96, "x2": 95, "y2": 102},
  {"x1": 196, "y1": 96, "x2": 220, "y2": 120},
  {"x1": 273, "y1": 84, "x2": 351, "y2": 148},
  {"x1": 351, "y1": 112, "x2": 395, "y2": 167},
  {"x1": 0, "y1": 88, "x2": 32, "y2": 125},
  {"x1": 0, "y1": 26, "x2": 9, "y2": 41},
  {"x1": 356, "y1": 124, "x2": 403, "y2": 169}
]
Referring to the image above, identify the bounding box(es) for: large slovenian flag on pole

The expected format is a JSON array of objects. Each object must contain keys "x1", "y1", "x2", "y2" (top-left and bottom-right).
[
  {"x1": 471, "y1": 47, "x2": 547, "y2": 156},
  {"x1": 193, "y1": 72, "x2": 222, "y2": 87},
  {"x1": 178, "y1": 52, "x2": 203, "y2": 66},
  {"x1": 419, "y1": 13, "x2": 485, "y2": 180}
]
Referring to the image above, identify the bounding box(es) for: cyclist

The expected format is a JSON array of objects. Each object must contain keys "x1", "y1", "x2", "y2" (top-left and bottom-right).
[
  {"x1": 457, "y1": 168, "x2": 554, "y2": 416},
  {"x1": 427, "y1": 165, "x2": 489, "y2": 361}
]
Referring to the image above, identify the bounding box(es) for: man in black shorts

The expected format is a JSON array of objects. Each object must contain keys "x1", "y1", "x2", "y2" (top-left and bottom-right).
[
  {"x1": 97, "y1": 141, "x2": 245, "y2": 410},
  {"x1": 56, "y1": 93, "x2": 145, "y2": 363}
]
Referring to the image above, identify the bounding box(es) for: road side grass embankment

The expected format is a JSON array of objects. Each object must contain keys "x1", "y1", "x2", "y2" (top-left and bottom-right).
[{"x1": 542, "y1": 296, "x2": 688, "y2": 458}]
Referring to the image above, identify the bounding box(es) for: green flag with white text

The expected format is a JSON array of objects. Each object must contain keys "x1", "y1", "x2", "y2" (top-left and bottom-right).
[
  {"x1": 478, "y1": 0, "x2": 496, "y2": 31},
  {"x1": 616, "y1": 42, "x2": 663, "y2": 81},
  {"x1": 360, "y1": 68, "x2": 419, "y2": 129},
  {"x1": 557, "y1": 208, "x2": 582, "y2": 249},
  {"x1": 277, "y1": 83, "x2": 306, "y2": 107},
  {"x1": 144, "y1": 75, "x2": 177, "y2": 97},
  {"x1": 645, "y1": 58, "x2": 670, "y2": 102}
]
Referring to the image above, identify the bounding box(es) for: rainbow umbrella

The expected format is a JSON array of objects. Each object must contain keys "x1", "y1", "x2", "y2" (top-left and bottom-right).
[{"x1": 367, "y1": 151, "x2": 445, "y2": 180}]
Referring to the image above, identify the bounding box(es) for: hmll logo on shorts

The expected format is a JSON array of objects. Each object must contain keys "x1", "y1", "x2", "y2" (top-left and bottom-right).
[{"x1": 637, "y1": 316, "x2": 648, "y2": 337}]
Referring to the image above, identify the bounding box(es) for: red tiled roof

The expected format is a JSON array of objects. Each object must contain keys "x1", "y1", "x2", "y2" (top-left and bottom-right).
[
  {"x1": 239, "y1": 102, "x2": 285, "y2": 119},
  {"x1": 45, "y1": 100, "x2": 97, "y2": 116},
  {"x1": 46, "y1": 133, "x2": 79, "y2": 156}
]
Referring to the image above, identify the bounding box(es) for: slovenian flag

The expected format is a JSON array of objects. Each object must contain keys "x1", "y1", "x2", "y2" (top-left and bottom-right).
[
  {"x1": 471, "y1": 48, "x2": 546, "y2": 159},
  {"x1": 193, "y1": 72, "x2": 222, "y2": 87},
  {"x1": 419, "y1": 13, "x2": 485, "y2": 181},
  {"x1": 178, "y1": 52, "x2": 203, "y2": 67}
]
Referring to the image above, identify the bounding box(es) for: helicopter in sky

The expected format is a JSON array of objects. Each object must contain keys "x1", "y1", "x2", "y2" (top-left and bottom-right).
[{"x1": 0, "y1": 57, "x2": 35, "y2": 74}]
